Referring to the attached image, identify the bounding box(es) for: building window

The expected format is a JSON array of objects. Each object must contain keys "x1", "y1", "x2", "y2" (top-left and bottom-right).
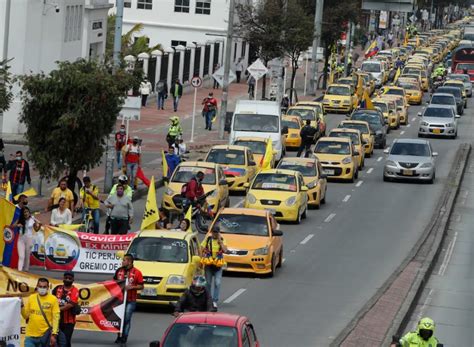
[
  {"x1": 174, "y1": 0, "x2": 189, "y2": 13},
  {"x1": 64, "y1": 5, "x2": 83, "y2": 42},
  {"x1": 137, "y1": 0, "x2": 152, "y2": 10},
  {"x1": 171, "y1": 40, "x2": 187, "y2": 47},
  {"x1": 92, "y1": 21, "x2": 103, "y2": 30},
  {"x1": 196, "y1": 0, "x2": 211, "y2": 15},
  {"x1": 124, "y1": 0, "x2": 131, "y2": 8}
]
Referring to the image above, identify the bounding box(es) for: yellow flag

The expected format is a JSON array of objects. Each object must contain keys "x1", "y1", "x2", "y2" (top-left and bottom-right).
[
  {"x1": 13, "y1": 187, "x2": 38, "y2": 201},
  {"x1": 5, "y1": 181, "x2": 12, "y2": 202},
  {"x1": 394, "y1": 67, "x2": 401, "y2": 83},
  {"x1": 416, "y1": 35, "x2": 420, "y2": 47},
  {"x1": 361, "y1": 90, "x2": 374, "y2": 110},
  {"x1": 403, "y1": 32, "x2": 409, "y2": 47},
  {"x1": 184, "y1": 206, "x2": 192, "y2": 231},
  {"x1": 161, "y1": 150, "x2": 168, "y2": 184},
  {"x1": 356, "y1": 75, "x2": 364, "y2": 99},
  {"x1": 141, "y1": 176, "x2": 159, "y2": 230},
  {"x1": 260, "y1": 138, "x2": 273, "y2": 171}
]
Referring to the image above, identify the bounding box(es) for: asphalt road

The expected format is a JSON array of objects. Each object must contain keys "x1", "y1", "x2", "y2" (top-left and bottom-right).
[{"x1": 33, "y1": 94, "x2": 474, "y2": 347}]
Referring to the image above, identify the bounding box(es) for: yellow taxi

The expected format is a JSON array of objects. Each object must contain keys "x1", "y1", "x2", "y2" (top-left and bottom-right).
[
  {"x1": 295, "y1": 100, "x2": 326, "y2": 116},
  {"x1": 232, "y1": 137, "x2": 276, "y2": 169},
  {"x1": 380, "y1": 94, "x2": 409, "y2": 125},
  {"x1": 282, "y1": 116, "x2": 303, "y2": 149},
  {"x1": 328, "y1": 128, "x2": 365, "y2": 170},
  {"x1": 244, "y1": 169, "x2": 308, "y2": 224},
  {"x1": 208, "y1": 208, "x2": 283, "y2": 276},
  {"x1": 338, "y1": 120, "x2": 374, "y2": 157},
  {"x1": 119, "y1": 230, "x2": 201, "y2": 305},
  {"x1": 287, "y1": 105, "x2": 326, "y2": 135},
  {"x1": 162, "y1": 161, "x2": 229, "y2": 214},
  {"x1": 313, "y1": 137, "x2": 359, "y2": 182},
  {"x1": 322, "y1": 84, "x2": 357, "y2": 113},
  {"x1": 204, "y1": 145, "x2": 258, "y2": 192},
  {"x1": 403, "y1": 66, "x2": 429, "y2": 91},
  {"x1": 372, "y1": 98, "x2": 400, "y2": 129},
  {"x1": 396, "y1": 78, "x2": 423, "y2": 105},
  {"x1": 277, "y1": 157, "x2": 327, "y2": 209},
  {"x1": 382, "y1": 85, "x2": 408, "y2": 104}
]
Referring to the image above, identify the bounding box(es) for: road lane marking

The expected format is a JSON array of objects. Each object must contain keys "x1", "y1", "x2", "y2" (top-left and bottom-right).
[
  {"x1": 412, "y1": 117, "x2": 416, "y2": 122},
  {"x1": 367, "y1": 168, "x2": 374, "y2": 174},
  {"x1": 400, "y1": 131, "x2": 405, "y2": 135},
  {"x1": 407, "y1": 124, "x2": 411, "y2": 128},
  {"x1": 223, "y1": 288, "x2": 247, "y2": 304},
  {"x1": 282, "y1": 258, "x2": 286, "y2": 263},
  {"x1": 324, "y1": 213, "x2": 336, "y2": 223},
  {"x1": 355, "y1": 180, "x2": 363, "y2": 187},
  {"x1": 438, "y1": 231, "x2": 458, "y2": 276},
  {"x1": 415, "y1": 288, "x2": 434, "y2": 325},
  {"x1": 300, "y1": 234, "x2": 314, "y2": 244},
  {"x1": 342, "y1": 195, "x2": 351, "y2": 202},
  {"x1": 377, "y1": 157, "x2": 383, "y2": 162},
  {"x1": 232, "y1": 200, "x2": 244, "y2": 208}
]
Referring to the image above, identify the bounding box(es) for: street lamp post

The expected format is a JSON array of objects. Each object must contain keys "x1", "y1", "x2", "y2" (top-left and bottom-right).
[{"x1": 310, "y1": 0, "x2": 324, "y2": 95}]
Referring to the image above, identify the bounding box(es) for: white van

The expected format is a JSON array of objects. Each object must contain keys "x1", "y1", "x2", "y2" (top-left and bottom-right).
[
  {"x1": 360, "y1": 60, "x2": 386, "y2": 88},
  {"x1": 229, "y1": 100, "x2": 286, "y2": 161}
]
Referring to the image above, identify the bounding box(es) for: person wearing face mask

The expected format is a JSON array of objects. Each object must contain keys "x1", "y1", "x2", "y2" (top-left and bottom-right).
[
  {"x1": 105, "y1": 184, "x2": 134, "y2": 235},
  {"x1": 52, "y1": 272, "x2": 79, "y2": 347},
  {"x1": 115, "y1": 125, "x2": 128, "y2": 170},
  {"x1": 139, "y1": 78, "x2": 152, "y2": 107},
  {"x1": 174, "y1": 275, "x2": 212, "y2": 316},
  {"x1": 22, "y1": 278, "x2": 61, "y2": 347},
  {"x1": 16, "y1": 194, "x2": 29, "y2": 209},
  {"x1": 392, "y1": 317, "x2": 440, "y2": 347},
  {"x1": 125, "y1": 136, "x2": 141, "y2": 190},
  {"x1": 5, "y1": 150, "x2": 31, "y2": 197},
  {"x1": 16, "y1": 207, "x2": 42, "y2": 272}
]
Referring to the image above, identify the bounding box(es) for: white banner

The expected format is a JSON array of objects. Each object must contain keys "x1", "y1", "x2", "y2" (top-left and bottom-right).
[{"x1": 0, "y1": 297, "x2": 21, "y2": 347}]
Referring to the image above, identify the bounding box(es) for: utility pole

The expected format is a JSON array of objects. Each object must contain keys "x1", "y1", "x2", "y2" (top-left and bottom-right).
[
  {"x1": 112, "y1": 0, "x2": 125, "y2": 71},
  {"x1": 2, "y1": 0, "x2": 11, "y2": 62},
  {"x1": 310, "y1": 0, "x2": 324, "y2": 95},
  {"x1": 218, "y1": 0, "x2": 235, "y2": 140},
  {"x1": 344, "y1": 22, "x2": 351, "y2": 77}
]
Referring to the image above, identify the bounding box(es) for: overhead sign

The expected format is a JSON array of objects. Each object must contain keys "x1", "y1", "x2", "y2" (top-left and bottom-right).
[
  {"x1": 191, "y1": 76, "x2": 202, "y2": 88},
  {"x1": 247, "y1": 59, "x2": 269, "y2": 80},
  {"x1": 118, "y1": 96, "x2": 141, "y2": 121},
  {"x1": 212, "y1": 66, "x2": 237, "y2": 87}
]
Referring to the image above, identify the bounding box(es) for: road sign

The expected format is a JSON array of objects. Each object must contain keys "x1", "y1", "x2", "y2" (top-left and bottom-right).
[
  {"x1": 247, "y1": 59, "x2": 268, "y2": 80},
  {"x1": 212, "y1": 66, "x2": 237, "y2": 87},
  {"x1": 118, "y1": 96, "x2": 141, "y2": 121},
  {"x1": 191, "y1": 76, "x2": 202, "y2": 88}
]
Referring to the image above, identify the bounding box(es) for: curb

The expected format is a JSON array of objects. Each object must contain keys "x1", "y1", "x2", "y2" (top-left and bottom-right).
[{"x1": 332, "y1": 143, "x2": 472, "y2": 346}]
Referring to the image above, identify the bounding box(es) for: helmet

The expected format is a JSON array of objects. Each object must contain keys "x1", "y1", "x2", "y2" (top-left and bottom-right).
[
  {"x1": 417, "y1": 317, "x2": 435, "y2": 341},
  {"x1": 190, "y1": 275, "x2": 207, "y2": 296},
  {"x1": 118, "y1": 175, "x2": 128, "y2": 184}
]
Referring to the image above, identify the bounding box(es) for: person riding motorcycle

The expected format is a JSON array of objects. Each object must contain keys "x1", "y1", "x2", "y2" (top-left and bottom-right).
[
  {"x1": 174, "y1": 275, "x2": 212, "y2": 316},
  {"x1": 431, "y1": 63, "x2": 446, "y2": 80},
  {"x1": 392, "y1": 317, "x2": 441, "y2": 347},
  {"x1": 183, "y1": 171, "x2": 205, "y2": 204},
  {"x1": 166, "y1": 116, "x2": 183, "y2": 147}
]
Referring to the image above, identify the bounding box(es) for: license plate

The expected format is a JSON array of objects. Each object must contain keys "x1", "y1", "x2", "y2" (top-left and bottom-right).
[
  {"x1": 323, "y1": 169, "x2": 335, "y2": 175},
  {"x1": 432, "y1": 128, "x2": 441, "y2": 134},
  {"x1": 402, "y1": 170, "x2": 414, "y2": 176},
  {"x1": 141, "y1": 287, "x2": 157, "y2": 297}
]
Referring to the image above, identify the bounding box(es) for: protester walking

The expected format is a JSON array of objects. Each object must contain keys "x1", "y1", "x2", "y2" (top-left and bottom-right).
[
  {"x1": 22, "y1": 278, "x2": 61, "y2": 347},
  {"x1": 113, "y1": 254, "x2": 144, "y2": 345},
  {"x1": 235, "y1": 57, "x2": 244, "y2": 83},
  {"x1": 50, "y1": 198, "x2": 73, "y2": 227},
  {"x1": 247, "y1": 75, "x2": 256, "y2": 99},
  {"x1": 16, "y1": 207, "x2": 41, "y2": 272},
  {"x1": 170, "y1": 79, "x2": 183, "y2": 112},
  {"x1": 201, "y1": 225, "x2": 227, "y2": 311},
  {"x1": 115, "y1": 124, "x2": 128, "y2": 170},
  {"x1": 202, "y1": 92, "x2": 218, "y2": 131},
  {"x1": 155, "y1": 79, "x2": 168, "y2": 110},
  {"x1": 78, "y1": 176, "x2": 101, "y2": 234},
  {"x1": 139, "y1": 78, "x2": 152, "y2": 107},
  {"x1": 105, "y1": 184, "x2": 133, "y2": 235},
  {"x1": 4, "y1": 150, "x2": 31, "y2": 197},
  {"x1": 52, "y1": 271, "x2": 79, "y2": 347},
  {"x1": 125, "y1": 136, "x2": 141, "y2": 190},
  {"x1": 48, "y1": 179, "x2": 75, "y2": 211}
]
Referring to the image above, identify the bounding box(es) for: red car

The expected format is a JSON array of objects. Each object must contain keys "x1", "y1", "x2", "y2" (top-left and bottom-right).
[{"x1": 149, "y1": 312, "x2": 260, "y2": 347}]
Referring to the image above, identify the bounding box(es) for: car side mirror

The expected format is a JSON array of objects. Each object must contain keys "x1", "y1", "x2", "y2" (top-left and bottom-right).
[
  {"x1": 301, "y1": 186, "x2": 308, "y2": 192},
  {"x1": 116, "y1": 251, "x2": 124, "y2": 259},
  {"x1": 417, "y1": 112, "x2": 422, "y2": 117},
  {"x1": 281, "y1": 126, "x2": 289, "y2": 135},
  {"x1": 432, "y1": 152, "x2": 439, "y2": 157},
  {"x1": 192, "y1": 255, "x2": 201, "y2": 263},
  {"x1": 384, "y1": 148, "x2": 390, "y2": 154},
  {"x1": 273, "y1": 229, "x2": 283, "y2": 237},
  {"x1": 150, "y1": 342, "x2": 160, "y2": 347},
  {"x1": 455, "y1": 114, "x2": 461, "y2": 118},
  {"x1": 243, "y1": 182, "x2": 250, "y2": 188},
  {"x1": 219, "y1": 179, "x2": 228, "y2": 186}
]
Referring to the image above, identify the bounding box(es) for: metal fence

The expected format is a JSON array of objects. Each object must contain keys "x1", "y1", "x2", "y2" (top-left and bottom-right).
[
  {"x1": 183, "y1": 49, "x2": 191, "y2": 82},
  {"x1": 203, "y1": 45, "x2": 211, "y2": 75}
]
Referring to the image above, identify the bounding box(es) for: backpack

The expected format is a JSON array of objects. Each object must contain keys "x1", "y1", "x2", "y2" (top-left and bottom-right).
[{"x1": 156, "y1": 81, "x2": 165, "y2": 93}]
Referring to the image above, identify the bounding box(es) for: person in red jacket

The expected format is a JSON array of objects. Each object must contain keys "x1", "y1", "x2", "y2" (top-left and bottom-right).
[
  {"x1": 202, "y1": 93, "x2": 218, "y2": 131},
  {"x1": 115, "y1": 125, "x2": 127, "y2": 170},
  {"x1": 185, "y1": 171, "x2": 205, "y2": 202}
]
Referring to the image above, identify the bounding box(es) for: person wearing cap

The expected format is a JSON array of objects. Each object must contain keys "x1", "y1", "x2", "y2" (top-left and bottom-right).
[
  {"x1": 115, "y1": 125, "x2": 128, "y2": 169},
  {"x1": 78, "y1": 176, "x2": 101, "y2": 234},
  {"x1": 52, "y1": 271, "x2": 79, "y2": 347},
  {"x1": 202, "y1": 92, "x2": 218, "y2": 131},
  {"x1": 105, "y1": 184, "x2": 134, "y2": 235},
  {"x1": 174, "y1": 275, "x2": 212, "y2": 316},
  {"x1": 125, "y1": 137, "x2": 141, "y2": 190},
  {"x1": 201, "y1": 225, "x2": 227, "y2": 310}
]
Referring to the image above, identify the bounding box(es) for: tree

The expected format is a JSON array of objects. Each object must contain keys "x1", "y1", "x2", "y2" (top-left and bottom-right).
[
  {"x1": 18, "y1": 59, "x2": 140, "y2": 187},
  {"x1": 0, "y1": 60, "x2": 13, "y2": 113}
]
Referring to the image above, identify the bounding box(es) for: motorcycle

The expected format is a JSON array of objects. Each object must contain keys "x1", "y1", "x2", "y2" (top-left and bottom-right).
[
  {"x1": 430, "y1": 76, "x2": 444, "y2": 94},
  {"x1": 172, "y1": 190, "x2": 216, "y2": 234}
]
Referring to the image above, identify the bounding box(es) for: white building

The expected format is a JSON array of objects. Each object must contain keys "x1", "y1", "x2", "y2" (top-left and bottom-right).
[{"x1": 0, "y1": 0, "x2": 112, "y2": 134}]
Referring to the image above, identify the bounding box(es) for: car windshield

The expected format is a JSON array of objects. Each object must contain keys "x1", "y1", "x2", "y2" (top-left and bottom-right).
[
  {"x1": 437, "y1": 87, "x2": 461, "y2": 98},
  {"x1": 444, "y1": 83, "x2": 464, "y2": 91},
  {"x1": 424, "y1": 107, "x2": 454, "y2": 118},
  {"x1": 215, "y1": 214, "x2": 269, "y2": 236},
  {"x1": 282, "y1": 120, "x2": 300, "y2": 129},
  {"x1": 338, "y1": 79, "x2": 352, "y2": 86},
  {"x1": 233, "y1": 140, "x2": 266, "y2": 154},
  {"x1": 127, "y1": 237, "x2": 188, "y2": 263},
  {"x1": 339, "y1": 122, "x2": 369, "y2": 134},
  {"x1": 397, "y1": 82, "x2": 417, "y2": 90},
  {"x1": 431, "y1": 95, "x2": 455, "y2": 105},
  {"x1": 457, "y1": 63, "x2": 474, "y2": 70},
  {"x1": 163, "y1": 324, "x2": 238, "y2": 347},
  {"x1": 448, "y1": 74, "x2": 470, "y2": 82},
  {"x1": 361, "y1": 63, "x2": 381, "y2": 72},
  {"x1": 390, "y1": 143, "x2": 430, "y2": 157},
  {"x1": 315, "y1": 141, "x2": 350, "y2": 155},
  {"x1": 278, "y1": 160, "x2": 317, "y2": 176},
  {"x1": 287, "y1": 108, "x2": 316, "y2": 121},
  {"x1": 351, "y1": 113, "x2": 382, "y2": 128},
  {"x1": 326, "y1": 86, "x2": 350, "y2": 96},
  {"x1": 206, "y1": 149, "x2": 245, "y2": 165},
  {"x1": 251, "y1": 173, "x2": 297, "y2": 192},
  {"x1": 404, "y1": 68, "x2": 421, "y2": 74},
  {"x1": 172, "y1": 166, "x2": 216, "y2": 185},
  {"x1": 328, "y1": 131, "x2": 360, "y2": 145},
  {"x1": 373, "y1": 102, "x2": 388, "y2": 113},
  {"x1": 384, "y1": 89, "x2": 404, "y2": 96},
  {"x1": 233, "y1": 114, "x2": 279, "y2": 133}
]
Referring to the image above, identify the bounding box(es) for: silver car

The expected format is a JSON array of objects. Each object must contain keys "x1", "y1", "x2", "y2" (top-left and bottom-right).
[
  {"x1": 383, "y1": 138, "x2": 437, "y2": 183},
  {"x1": 417, "y1": 104, "x2": 460, "y2": 139},
  {"x1": 447, "y1": 73, "x2": 472, "y2": 97}
]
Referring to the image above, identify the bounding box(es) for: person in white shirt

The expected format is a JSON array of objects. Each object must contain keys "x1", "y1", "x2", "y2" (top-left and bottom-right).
[
  {"x1": 172, "y1": 138, "x2": 187, "y2": 158},
  {"x1": 16, "y1": 207, "x2": 42, "y2": 272},
  {"x1": 235, "y1": 58, "x2": 244, "y2": 83},
  {"x1": 139, "y1": 78, "x2": 152, "y2": 107},
  {"x1": 50, "y1": 198, "x2": 72, "y2": 227}
]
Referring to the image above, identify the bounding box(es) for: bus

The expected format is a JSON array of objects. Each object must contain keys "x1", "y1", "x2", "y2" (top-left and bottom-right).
[{"x1": 452, "y1": 46, "x2": 474, "y2": 81}]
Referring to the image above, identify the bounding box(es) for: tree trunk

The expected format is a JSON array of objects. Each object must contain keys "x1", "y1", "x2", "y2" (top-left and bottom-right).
[
  {"x1": 262, "y1": 74, "x2": 267, "y2": 100},
  {"x1": 67, "y1": 168, "x2": 82, "y2": 208},
  {"x1": 290, "y1": 62, "x2": 297, "y2": 104}
]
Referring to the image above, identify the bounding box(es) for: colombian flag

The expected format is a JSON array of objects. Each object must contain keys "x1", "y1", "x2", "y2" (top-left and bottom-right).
[
  {"x1": 0, "y1": 198, "x2": 21, "y2": 268},
  {"x1": 364, "y1": 40, "x2": 379, "y2": 58}
]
